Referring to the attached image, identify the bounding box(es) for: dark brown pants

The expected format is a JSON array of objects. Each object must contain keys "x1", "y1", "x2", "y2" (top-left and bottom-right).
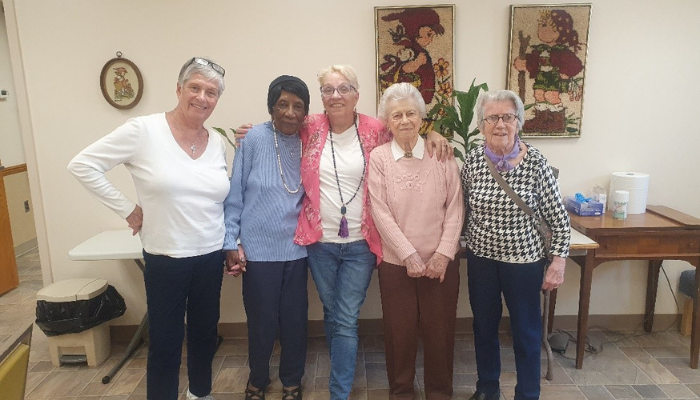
[{"x1": 378, "y1": 257, "x2": 460, "y2": 400}]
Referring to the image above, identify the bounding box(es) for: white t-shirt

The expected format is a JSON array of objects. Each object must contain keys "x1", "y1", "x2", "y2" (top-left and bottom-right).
[
  {"x1": 319, "y1": 126, "x2": 365, "y2": 243},
  {"x1": 68, "y1": 113, "x2": 230, "y2": 257}
]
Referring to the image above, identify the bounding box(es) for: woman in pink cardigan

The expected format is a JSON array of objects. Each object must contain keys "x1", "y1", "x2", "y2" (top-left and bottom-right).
[{"x1": 368, "y1": 82, "x2": 463, "y2": 400}]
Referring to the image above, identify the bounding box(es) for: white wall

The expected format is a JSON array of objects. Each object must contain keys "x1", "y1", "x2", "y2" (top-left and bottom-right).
[
  {"x1": 0, "y1": 6, "x2": 23, "y2": 167},
  {"x1": 6, "y1": 0, "x2": 700, "y2": 326}
]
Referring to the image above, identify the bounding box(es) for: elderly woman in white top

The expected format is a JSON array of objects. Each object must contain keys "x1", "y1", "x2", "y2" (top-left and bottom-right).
[
  {"x1": 68, "y1": 57, "x2": 228, "y2": 400},
  {"x1": 368, "y1": 83, "x2": 463, "y2": 400}
]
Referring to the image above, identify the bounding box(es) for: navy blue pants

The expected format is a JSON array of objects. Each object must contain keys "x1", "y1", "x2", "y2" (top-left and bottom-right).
[
  {"x1": 143, "y1": 250, "x2": 225, "y2": 400},
  {"x1": 466, "y1": 250, "x2": 546, "y2": 400},
  {"x1": 242, "y1": 258, "x2": 308, "y2": 389}
]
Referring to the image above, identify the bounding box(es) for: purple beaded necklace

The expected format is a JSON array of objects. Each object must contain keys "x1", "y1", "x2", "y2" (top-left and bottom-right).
[{"x1": 328, "y1": 117, "x2": 365, "y2": 238}]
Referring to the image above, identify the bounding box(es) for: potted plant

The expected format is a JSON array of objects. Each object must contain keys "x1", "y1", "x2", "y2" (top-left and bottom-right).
[
  {"x1": 427, "y1": 78, "x2": 488, "y2": 162},
  {"x1": 211, "y1": 127, "x2": 238, "y2": 149}
]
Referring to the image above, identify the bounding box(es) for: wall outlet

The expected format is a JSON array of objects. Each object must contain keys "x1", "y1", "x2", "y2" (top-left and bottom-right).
[
  {"x1": 0, "y1": 89, "x2": 8, "y2": 99},
  {"x1": 24, "y1": 200, "x2": 30, "y2": 213}
]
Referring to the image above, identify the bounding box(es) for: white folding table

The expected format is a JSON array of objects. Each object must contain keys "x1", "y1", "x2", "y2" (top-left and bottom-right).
[{"x1": 68, "y1": 229, "x2": 146, "y2": 384}]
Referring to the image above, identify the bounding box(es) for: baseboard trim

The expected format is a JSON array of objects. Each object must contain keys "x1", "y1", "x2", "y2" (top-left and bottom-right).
[
  {"x1": 14, "y1": 238, "x2": 37, "y2": 257},
  {"x1": 109, "y1": 314, "x2": 682, "y2": 342}
]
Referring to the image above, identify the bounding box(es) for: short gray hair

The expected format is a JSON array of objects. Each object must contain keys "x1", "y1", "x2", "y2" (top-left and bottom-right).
[
  {"x1": 377, "y1": 83, "x2": 426, "y2": 125},
  {"x1": 317, "y1": 65, "x2": 360, "y2": 91},
  {"x1": 178, "y1": 57, "x2": 225, "y2": 96},
  {"x1": 476, "y1": 90, "x2": 524, "y2": 131}
]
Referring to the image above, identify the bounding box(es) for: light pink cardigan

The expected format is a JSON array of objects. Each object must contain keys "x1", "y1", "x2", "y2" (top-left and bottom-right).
[{"x1": 367, "y1": 142, "x2": 464, "y2": 265}]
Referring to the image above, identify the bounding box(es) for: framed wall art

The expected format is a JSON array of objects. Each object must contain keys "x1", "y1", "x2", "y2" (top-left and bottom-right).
[
  {"x1": 375, "y1": 4, "x2": 455, "y2": 134},
  {"x1": 506, "y1": 4, "x2": 591, "y2": 138},
  {"x1": 100, "y1": 52, "x2": 143, "y2": 110}
]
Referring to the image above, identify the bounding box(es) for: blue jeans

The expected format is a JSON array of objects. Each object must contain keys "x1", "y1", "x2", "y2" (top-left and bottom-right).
[
  {"x1": 466, "y1": 250, "x2": 546, "y2": 400},
  {"x1": 308, "y1": 240, "x2": 376, "y2": 400}
]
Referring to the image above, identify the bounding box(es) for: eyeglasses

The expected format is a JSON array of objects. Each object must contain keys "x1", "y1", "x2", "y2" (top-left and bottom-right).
[
  {"x1": 189, "y1": 57, "x2": 225, "y2": 77},
  {"x1": 483, "y1": 114, "x2": 517, "y2": 124},
  {"x1": 320, "y1": 84, "x2": 356, "y2": 97}
]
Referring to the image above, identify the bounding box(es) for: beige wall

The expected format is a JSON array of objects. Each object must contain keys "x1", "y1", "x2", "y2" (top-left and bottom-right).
[
  {"x1": 4, "y1": 0, "x2": 700, "y2": 326},
  {"x1": 4, "y1": 171, "x2": 36, "y2": 251},
  {"x1": 0, "y1": 5, "x2": 23, "y2": 167}
]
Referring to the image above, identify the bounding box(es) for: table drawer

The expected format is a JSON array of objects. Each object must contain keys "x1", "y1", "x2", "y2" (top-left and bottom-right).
[{"x1": 595, "y1": 234, "x2": 700, "y2": 257}]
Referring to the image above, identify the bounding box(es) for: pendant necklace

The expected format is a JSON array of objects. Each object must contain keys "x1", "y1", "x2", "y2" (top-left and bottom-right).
[
  {"x1": 403, "y1": 142, "x2": 413, "y2": 158},
  {"x1": 190, "y1": 137, "x2": 200, "y2": 154},
  {"x1": 329, "y1": 117, "x2": 366, "y2": 238},
  {"x1": 188, "y1": 130, "x2": 204, "y2": 154},
  {"x1": 273, "y1": 126, "x2": 302, "y2": 194}
]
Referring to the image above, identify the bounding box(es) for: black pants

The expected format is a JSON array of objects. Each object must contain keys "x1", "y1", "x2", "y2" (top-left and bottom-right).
[
  {"x1": 143, "y1": 250, "x2": 224, "y2": 400},
  {"x1": 242, "y1": 258, "x2": 308, "y2": 389}
]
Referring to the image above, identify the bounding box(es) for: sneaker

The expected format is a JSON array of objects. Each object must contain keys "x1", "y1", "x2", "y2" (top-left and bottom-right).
[{"x1": 186, "y1": 388, "x2": 216, "y2": 400}]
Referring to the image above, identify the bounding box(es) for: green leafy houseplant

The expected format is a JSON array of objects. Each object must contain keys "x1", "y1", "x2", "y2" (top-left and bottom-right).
[
  {"x1": 428, "y1": 79, "x2": 488, "y2": 163},
  {"x1": 211, "y1": 127, "x2": 238, "y2": 149}
]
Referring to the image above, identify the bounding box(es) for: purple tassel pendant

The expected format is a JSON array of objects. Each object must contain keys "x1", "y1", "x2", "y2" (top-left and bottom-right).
[{"x1": 338, "y1": 205, "x2": 349, "y2": 238}]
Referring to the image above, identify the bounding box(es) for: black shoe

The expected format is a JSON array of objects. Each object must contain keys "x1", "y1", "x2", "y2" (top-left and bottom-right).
[
  {"x1": 244, "y1": 381, "x2": 265, "y2": 400},
  {"x1": 282, "y1": 386, "x2": 302, "y2": 400},
  {"x1": 469, "y1": 391, "x2": 500, "y2": 400}
]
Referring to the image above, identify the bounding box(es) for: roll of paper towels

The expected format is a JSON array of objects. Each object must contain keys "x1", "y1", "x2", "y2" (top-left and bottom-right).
[{"x1": 608, "y1": 172, "x2": 649, "y2": 214}]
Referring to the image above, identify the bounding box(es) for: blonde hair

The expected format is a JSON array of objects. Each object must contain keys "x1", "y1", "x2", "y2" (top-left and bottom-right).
[{"x1": 317, "y1": 65, "x2": 360, "y2": 91}]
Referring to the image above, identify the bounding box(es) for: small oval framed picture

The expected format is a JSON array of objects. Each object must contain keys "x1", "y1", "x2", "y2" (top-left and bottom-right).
[{"x1": 100, "y1": 55, "x2": 143, "y2": 109}]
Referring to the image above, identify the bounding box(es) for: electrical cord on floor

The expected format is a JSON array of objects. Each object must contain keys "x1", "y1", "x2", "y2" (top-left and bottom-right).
[{"x1": 550, "y1": 262, "x2": 684, "y2": 360}]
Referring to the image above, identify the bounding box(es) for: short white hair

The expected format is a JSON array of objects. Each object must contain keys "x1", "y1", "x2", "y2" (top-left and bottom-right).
[
  {"x1": 177, "y1": 57, "x2": 225, "y2": 96},
  {"x1": 377, "y1": 83, "x2": 426, "y2": 125},
  {"x1": 476, "y1": 90, "x2": 524, "y2": 131}
]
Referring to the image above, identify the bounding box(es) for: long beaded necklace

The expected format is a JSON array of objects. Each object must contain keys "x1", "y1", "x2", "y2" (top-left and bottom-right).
[
  {"x1": 328, "y1": 117, "x2": 365, "y2": 238},
  {"x1": 273, "y1": 125, "x2": 302, "y2": 194}
]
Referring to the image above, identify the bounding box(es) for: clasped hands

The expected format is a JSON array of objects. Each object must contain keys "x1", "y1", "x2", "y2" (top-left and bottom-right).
[
  {"x1": 404, "y1": 252, "x2": 449, "y2": 282},
  {"x1": 225, "y1": 246, "x2": 247, "y2": 277}
]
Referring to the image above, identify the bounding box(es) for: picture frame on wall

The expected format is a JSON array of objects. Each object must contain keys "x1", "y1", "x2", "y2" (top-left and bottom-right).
[
  {"x1": 506, "y1": 4, "x2": 592, "y2": 138},
  {"x1": 99, "y1": 53, "x2": 143, "y2": 110},
  {"x1": 375, "y1": 4, "x2": 455, "y2": 134}
]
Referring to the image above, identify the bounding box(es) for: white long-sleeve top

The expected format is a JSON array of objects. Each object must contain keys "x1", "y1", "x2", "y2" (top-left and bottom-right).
[{"x1": 68, "y1": 113, "x2": 230, "y2": 258}]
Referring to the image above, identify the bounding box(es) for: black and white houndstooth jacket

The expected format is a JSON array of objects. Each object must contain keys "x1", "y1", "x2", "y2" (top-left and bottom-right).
[{"x1": 460, "y1": 144, "x2": 570, "y2": 263}]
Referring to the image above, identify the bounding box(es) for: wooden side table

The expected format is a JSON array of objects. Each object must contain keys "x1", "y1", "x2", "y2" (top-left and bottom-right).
[{"x1": 556, "y1": 206, "x2": 700, "y2": 369}]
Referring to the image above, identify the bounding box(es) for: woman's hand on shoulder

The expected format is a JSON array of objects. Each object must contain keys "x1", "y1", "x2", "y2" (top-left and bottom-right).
[
  {"x1": 424, "y1": 131, "x2": 453, "y2": 161},
  {"x1": 542, "y1": 256, "x2": 566, "y2": 291},
  {"x1": 126, "y1": 205, "x2": 143, "y2": 235},
  {"x1": 425, "y1": 252, "x2": 449, "y2": 282},
  {"x1": 404, "y1": 252, "x2": 426, "y2": 278},
  {"x1": 225, "y1": 246, "x2": 247, "y2": 277},
  {"x1": 234, "y1": 124, "x2": 252, "y2": 147},
  {"x1": 234, "y1": 123, "x2": 253, "y2": 147}
]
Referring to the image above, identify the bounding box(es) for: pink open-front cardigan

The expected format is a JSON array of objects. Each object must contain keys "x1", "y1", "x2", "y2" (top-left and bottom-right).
[{"x1": 294, "y1": 113, "x2": 391, "y2": 265}]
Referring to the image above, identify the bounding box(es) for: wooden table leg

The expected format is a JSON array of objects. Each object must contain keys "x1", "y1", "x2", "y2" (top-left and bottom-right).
[
  {"x1": 644, "y1": 260, "x2": 662, "y2": 332},
  {"x1": 575, "y1": 251, "x2": 595, "y2": 369}
]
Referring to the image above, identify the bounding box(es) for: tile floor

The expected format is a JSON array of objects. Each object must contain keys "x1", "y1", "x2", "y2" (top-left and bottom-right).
[{"x1": 4, "y1": 249, "x2": 700, "y2": 399}]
